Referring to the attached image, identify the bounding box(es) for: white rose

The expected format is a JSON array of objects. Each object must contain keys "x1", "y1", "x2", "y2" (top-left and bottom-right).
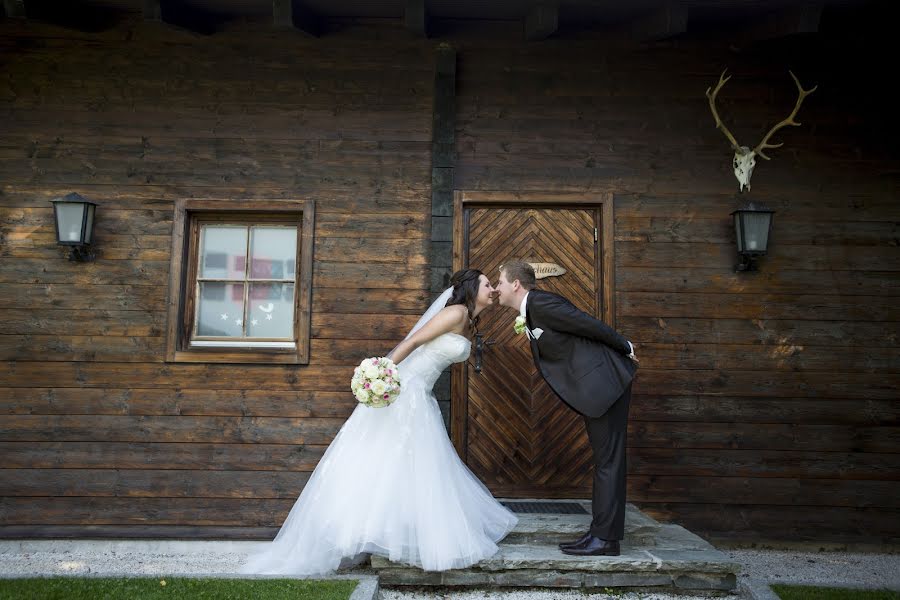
[
  {"x1": 355, "y1": 390, "x2": 369, "y2": 403},
  {"x1": 362, "y1": 364, "x2": 379, "y2": 379},
  {"x1": 370, "y1": 380, "x2": 387, "y2": 396}
]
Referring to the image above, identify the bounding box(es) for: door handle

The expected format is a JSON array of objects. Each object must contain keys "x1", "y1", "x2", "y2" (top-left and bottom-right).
[{"x1": 473, "y1": 333, "x2": 498, "y2": 374}]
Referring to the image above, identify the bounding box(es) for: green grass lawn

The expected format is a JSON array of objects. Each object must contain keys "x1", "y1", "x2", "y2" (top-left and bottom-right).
[
  {"x1": 772, "y1": 584, "x2": 900, "y2": 600},
  {"x1": 0, "y1": 576, "x2": 358, "y2": 600}
]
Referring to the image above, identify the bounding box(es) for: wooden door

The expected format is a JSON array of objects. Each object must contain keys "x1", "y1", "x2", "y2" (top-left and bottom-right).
[{"x1": 452, "y1": 196, "x2": 613, "y2": 498}]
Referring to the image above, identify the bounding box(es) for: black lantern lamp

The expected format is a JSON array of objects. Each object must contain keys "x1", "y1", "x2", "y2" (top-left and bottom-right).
[
  {"x1": 50, "y1": 192, "x2": 97, "y2": 262},
  {"x1": 731, "y1": 202, "x2": 774, "y2": 272}
]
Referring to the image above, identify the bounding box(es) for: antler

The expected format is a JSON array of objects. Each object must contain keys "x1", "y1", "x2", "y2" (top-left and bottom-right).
[
  {"x1": 753, "y1": 70, "x2": 818, "y2": 160},
  {"x1": 706, "y1": 69, "x2": 743, "y2": 153}
]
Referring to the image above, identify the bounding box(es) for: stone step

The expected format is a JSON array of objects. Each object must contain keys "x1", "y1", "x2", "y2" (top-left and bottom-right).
[
  {"x1": 502, "y1": 502, "x2": 659, "y2": 546},
  {"x1": 369, "y1": 508, "x2": 739, "y2": 593},
  {"x1": 374, "y1": 542, "x2": 738, "y2": 592}
]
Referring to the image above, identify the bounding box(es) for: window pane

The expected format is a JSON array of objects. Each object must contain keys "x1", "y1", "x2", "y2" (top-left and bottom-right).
[
  {"x1": 247, "y1": 283, "x2": 294, "y2": 338},
  {"x1": 201, "y1": 226, "x2": 248, "y2": 279},
  {"x1": 250, "y1": 227, "x2": 296, "y2": 279},
  {"x1": 197, "y1": 282, "x2": 245, "y2": 337}
]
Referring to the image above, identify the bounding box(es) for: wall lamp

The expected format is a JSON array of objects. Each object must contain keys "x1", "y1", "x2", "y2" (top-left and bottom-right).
[
  {"x1": 50, "y1": 192, "x2": 97, "y2": 262},
  {"x1": 731, "y1": 202, "x2": 774, "y2": 272}
]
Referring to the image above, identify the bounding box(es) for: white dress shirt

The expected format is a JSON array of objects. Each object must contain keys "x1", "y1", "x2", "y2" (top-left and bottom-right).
[{"x1": 519, "y1": 292, "x2": 537, "y2": 339}]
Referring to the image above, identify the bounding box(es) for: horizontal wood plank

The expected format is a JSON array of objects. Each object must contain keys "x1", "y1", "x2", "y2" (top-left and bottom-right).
[
  {"x1": 630, "y1": 396, "x2": 900, "y2": 426},
  {"x1": 617, "y1": 267, "x2": 900, "y2": 296},
  {"x1": 0, "y1": 388, "x2": 357, "y2": 418},
  {"x1": 629, "y1": 448, "x2": 900, "y2": 480},
  {"x1": 0, "y1": 497, "x2": 295, "y2": 527},
  {"x1": 616, "y1": 242, "x2": 900, "y2": 272},
  {"x1": 0, "y1": 183, "x2": 428, "y2": 212},
  {"x1": 0, "y1": 415, "x2": 343, "y2": 444},
  {"x1": 0, "y1": 525, "x2": 279, "y2": 540},
  {"x1": 642, "y1": 504, "x2": 900, "y2": 543},
  {"x1": 619, "y1": 316, "x2": 900, "y2": 347},
  {"x1": 632, "y1": 342, "x2": 900, "y2": 373},
  {"x1": 0, "y1": 469, "x2": 311, "y2": 498},
  {"x1": 618, "y1": 291, "x2": 900, "y2": 321},
  {"x1": 628, "y1": 476, "x2": 899, "y2": 508},
  {"x1": 0, "y1": 442, "x2": 326, "y2": 471}
]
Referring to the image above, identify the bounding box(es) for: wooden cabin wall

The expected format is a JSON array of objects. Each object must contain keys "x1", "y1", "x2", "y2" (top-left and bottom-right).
[
  {"x1": 452, "y1": 32, "x2": 899, "y2": 545},
  {"x1": 1, "y1": 14, "x2": 898, "y2": 545},
  {"x1": 0, "y1": 18, "x2": 435, "y2": 538}
]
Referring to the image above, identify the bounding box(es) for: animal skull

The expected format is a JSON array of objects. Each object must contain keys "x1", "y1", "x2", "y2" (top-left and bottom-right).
[
  {"x1": 732, "y1": 147, "x2": 756, "y2": 192},
  {"x1": 706, "y1": 69, "x2": 817, "y2": 191}
]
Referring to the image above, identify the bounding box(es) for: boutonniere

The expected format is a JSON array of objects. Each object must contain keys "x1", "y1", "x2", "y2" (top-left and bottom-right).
[{"x1": 513, "y1": 315, "x2": 527, "y2": 335}]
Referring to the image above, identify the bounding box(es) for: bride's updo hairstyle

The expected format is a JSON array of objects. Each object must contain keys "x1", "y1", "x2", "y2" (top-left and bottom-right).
[{"x1": 447, "y1": 268, "x2": 484, "y2": 331}]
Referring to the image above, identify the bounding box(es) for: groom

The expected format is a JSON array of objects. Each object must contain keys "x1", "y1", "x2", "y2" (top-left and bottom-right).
[{"x1": 495, "y1": 260, "x2": 638, "y2": 557}]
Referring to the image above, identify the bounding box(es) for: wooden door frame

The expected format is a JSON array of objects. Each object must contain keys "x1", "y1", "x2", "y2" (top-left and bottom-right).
[{"x1": 450, "y1": 190, "x2": 617, "y2": 458}]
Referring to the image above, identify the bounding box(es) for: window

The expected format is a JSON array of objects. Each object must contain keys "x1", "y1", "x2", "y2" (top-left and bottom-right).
[{"x1": 166, "y1": 200, "x2": 314, "y2": 364}]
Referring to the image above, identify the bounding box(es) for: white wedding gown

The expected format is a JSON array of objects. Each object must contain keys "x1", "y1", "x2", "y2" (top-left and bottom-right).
[{"x1": 241, "y1": 331, "x2": 518, "y2": 575}]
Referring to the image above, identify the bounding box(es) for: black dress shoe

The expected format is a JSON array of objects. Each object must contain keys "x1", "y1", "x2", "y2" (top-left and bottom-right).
[
  {"x1": 560, "y1": 536, "x2": 620, "y2": 556},
  {"x1": 557, "y1": 531, "x2": 592, "y2": 551}
]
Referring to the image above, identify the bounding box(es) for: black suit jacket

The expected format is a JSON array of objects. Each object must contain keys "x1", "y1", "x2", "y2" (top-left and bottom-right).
[{"x1": 526, "y1": 290, "x2": 637, "y2": 418}]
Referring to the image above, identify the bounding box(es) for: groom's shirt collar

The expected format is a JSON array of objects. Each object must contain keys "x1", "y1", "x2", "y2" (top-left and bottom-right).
[{"x1": 519, "y1": 292, "x2": 529, "y2": 318}]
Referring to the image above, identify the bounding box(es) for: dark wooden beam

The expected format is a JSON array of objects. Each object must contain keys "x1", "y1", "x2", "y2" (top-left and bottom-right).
[
  {"x1": 273, "y1": 0, "x2": 291, "y2": 27},
  {"x1": 430, "y1": 44, "x2": 457, "y2": 425},
  {"x1": 631, "y1": 2, "x2": 688, "y2": 42},
  {"x1": 405, "y1": 0, "x2": 428, "y2": 38},
  {"x1": 524, "y1": 2, "x2": 558, "y2": 41},
  {"x1": 273, "y1": 0, "x2": 320, "y2": 36},
  {"x1": 430, "y1": 43, "x2": 457, "y2": 295},
  {"x1": 3, "y1": 0, "x2": 27, "y2": 18},
  {"x1": 143, "y1": 0, "x2": 161, "y2": 21},
  {"x1": 737, "y1": 3, "x2": 822, "y2": 44}
]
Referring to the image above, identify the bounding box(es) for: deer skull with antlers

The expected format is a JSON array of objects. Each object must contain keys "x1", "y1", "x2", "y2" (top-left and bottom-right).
[{"x1": 706, "y1": 69, "x2": 817, "y2": 191}]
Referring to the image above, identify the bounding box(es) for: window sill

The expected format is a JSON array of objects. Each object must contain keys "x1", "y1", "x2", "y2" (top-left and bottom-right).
[
  {"x1": 170, "y1": 346, "x2": 307, "y2": 365},
  {"x1": 190, "y1": 341, "x2": 296, "y2": 349}
]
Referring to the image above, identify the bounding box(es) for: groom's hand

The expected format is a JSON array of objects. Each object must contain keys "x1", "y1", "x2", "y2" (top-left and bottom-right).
[{"x1": 626, "y1": 341, "x2": 639, "y2": 364}]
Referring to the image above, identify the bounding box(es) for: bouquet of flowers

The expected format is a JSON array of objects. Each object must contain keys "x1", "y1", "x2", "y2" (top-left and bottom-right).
[{"x1": 350, "y1": 356, "x2": 401, "y2": 408}]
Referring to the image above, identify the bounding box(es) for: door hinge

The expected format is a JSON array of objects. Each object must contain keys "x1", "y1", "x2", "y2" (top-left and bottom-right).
[{"x1": 594, "y1": 227, "x2": 598, "y2": 242}]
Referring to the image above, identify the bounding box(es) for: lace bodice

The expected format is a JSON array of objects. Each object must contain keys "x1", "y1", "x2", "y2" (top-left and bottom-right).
[{"x1": 398, "y1": 332, "x2": 471, "y2": 389}]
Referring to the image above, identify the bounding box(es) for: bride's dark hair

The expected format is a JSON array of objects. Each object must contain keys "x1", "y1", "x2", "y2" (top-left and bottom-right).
[{"x1": 446, "y1": 269, "x2": 483, "y2": 332}]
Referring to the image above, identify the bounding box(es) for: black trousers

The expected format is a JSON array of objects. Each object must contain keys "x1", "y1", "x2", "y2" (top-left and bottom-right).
[{"x1": 583, "y1": 384, "x2": 631, "y2": 541}]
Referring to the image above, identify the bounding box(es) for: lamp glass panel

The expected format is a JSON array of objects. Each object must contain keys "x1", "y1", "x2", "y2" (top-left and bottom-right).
[
  {"x1": 55, "y1": 203, "x2": 86, "y2": 243},
  {"x1": 742, "y1": 212, "x2": 771, "y2": 252}
]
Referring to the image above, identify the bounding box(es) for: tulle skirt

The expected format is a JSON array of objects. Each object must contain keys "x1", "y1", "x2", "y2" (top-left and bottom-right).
[{"x1": 240, "y1": 372, "x2": 518, "y2": 575}]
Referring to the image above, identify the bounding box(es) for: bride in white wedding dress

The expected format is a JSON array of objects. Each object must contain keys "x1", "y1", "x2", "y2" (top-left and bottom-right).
[{"x1": 241, "y1": 269, "x2": 518, "y2": 575}]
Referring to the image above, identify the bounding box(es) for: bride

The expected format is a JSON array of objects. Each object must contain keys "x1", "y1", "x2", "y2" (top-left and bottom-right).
[{"x1": 241, "y1": 269, "x2": 518, "y2": 575}]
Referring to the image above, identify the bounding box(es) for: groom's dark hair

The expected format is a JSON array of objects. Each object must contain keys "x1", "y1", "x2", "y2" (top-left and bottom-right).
[{"x1": 501, "y1": 260, "x2": 536, "y2": 290}]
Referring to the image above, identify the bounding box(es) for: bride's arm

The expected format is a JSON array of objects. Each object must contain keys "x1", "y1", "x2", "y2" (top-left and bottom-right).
[{"x1": 387, "y1": 305, "x2": 467, "y2": 364}]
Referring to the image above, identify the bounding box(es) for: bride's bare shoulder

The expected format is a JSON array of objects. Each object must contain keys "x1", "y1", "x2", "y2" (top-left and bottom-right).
[{"x1": 441, "y1": 304, "x2": 468, "y2": 323}]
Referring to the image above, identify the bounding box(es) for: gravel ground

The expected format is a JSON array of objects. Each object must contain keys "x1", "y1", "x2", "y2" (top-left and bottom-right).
[
  {"x1": 726, "y1": 549, "x2": 900, "y2": 590},
  {"x1": 1, "y1": 541, "x2": 898, "y2": 599}
]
